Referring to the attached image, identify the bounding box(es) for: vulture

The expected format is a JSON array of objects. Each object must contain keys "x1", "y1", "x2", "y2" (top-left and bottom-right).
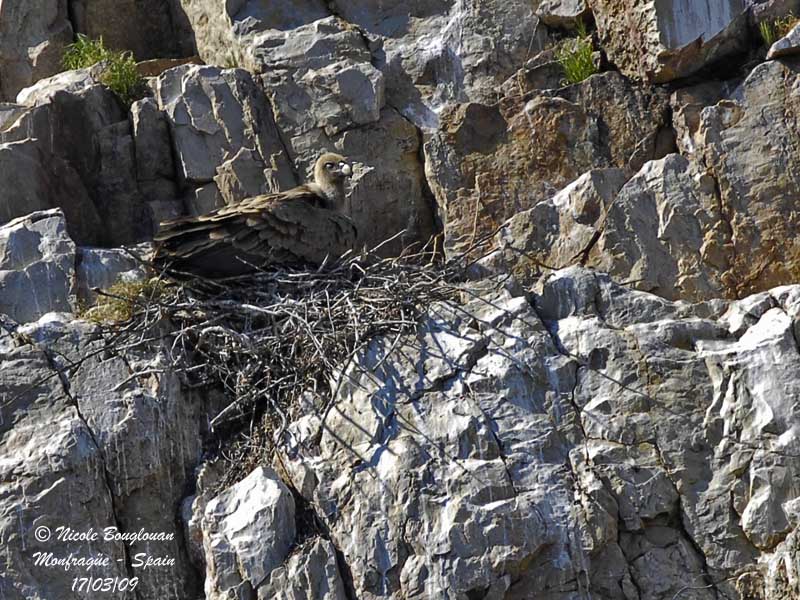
[{"x1": 153, "y1": 153, "x2": 357, "y2": 277}]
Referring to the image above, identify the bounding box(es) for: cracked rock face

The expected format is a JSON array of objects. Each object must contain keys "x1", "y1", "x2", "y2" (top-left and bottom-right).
[
  {"x1": 251, "y1": 17, "x2": 385, "y2": 139},
  {"x1": 424, "y1": 72, "x2": 673, "y2": 257},
  {"x1": 0, "y1": 210, "x2": 150, "y2": 324},
  {"x1": 155, "y1": 65, "x2": 296, "y2": 192},
  {"x1": 202, "y1": 466, "x2": 297, "y2": 600},
  {"x1": 0, "y1": 0, "x2": 73, "y2": 102},
  {"x1": 488, "y1": 154, "x2": 730, "y2": 301},
  {"x1": 691, "y1": 60, "x2": 800, "y2": 298},
  {"x1": 269, "y1": 268, "x2": 800, "y2": 600},
  {"x1": 178, "y1": 0, "x2": 329, "y2": 68},
  {"x1": 0, "y1": 139, "x2": 101, "y2": 246},
  {"x1": 179, "y1": 0, "x2": 548, "y2": 130},
  {"x1": 483, "y1": 59, "x2": 800, "y2": 303},
  {"x1": 0, "y1": 314, "x2": 221, "y2": 600},
  {"x1": 328, "y1": 0, "x2": 549, "y2": 129},
  {"x1": 0, "y1": 209, "x2": 76, "y2": 323},
  {"x1": 1, "y1": 73, "x2": 152, "y2": 246},
  {"x1": 258, "y1": 538, "x2": 348, "y2": 600},
  {"x1": 7, "y1": 264, "x2": 800, "y2": 600},
  {"x1": 589, "y1": 0, "x2": 748, "y2": 83}
]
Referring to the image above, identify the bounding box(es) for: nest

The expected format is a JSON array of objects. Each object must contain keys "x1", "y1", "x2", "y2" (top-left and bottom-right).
[{"x1": 94, "y1": 239, "x2": 493, "y2": 489}]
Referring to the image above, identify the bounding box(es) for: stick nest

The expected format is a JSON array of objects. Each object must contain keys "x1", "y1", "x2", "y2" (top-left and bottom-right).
[{"x1": 94, "y1": 244, "x2": 478, "y2": 490}]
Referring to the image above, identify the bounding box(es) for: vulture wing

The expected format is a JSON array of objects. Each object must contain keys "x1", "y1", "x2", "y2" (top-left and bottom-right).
[{"x1": 153, "y1": 186, "x2": 357, "y2": 277}]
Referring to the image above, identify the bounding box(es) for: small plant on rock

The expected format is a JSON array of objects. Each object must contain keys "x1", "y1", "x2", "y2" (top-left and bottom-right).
[
  {"x1": 62, "y1": 34, "x2": 109, "y2": 70},
  {"x1": 760, "y1": 20, "x2": 778, "y2": 46},
  {"x1": 759, "y1": 12, "x2": 800, "y2": 46},
  {"x1": 100, "y1": 51, "x2": 145, "y2": 106},
  {"x1": 84, "y1": 279, "x2": 170, "y2": 324},
  {"x1": 62, "y1": 34, "x2": 146, "y2": 106},
  {"x1": 556, "y1": 21, "x2": 598, "y2": 85},
  {"x1": 223, "y1": 49, "x2": 244, "y2": 69}
]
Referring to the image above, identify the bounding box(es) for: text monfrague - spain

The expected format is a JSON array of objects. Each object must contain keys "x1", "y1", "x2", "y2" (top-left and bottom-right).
[{"x1": 30, "y1": 524, "x2": 176, "y2": 593}]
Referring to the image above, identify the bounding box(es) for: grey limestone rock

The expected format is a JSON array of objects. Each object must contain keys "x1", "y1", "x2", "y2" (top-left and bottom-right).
[
  {"x1": 201, "y1": 466, "x2": 297, "y2": 600},
  {"x1": 0, "y1": 209, "x2": 76, "y2": 323},
  {"x1": 3, "y1": 73, "x2": 152, "y2": 246},
  {"x1": 214, "y1": 147, "x2": 276, "y2": 206},
  {"x1": 177, "y1": 0, "x2": 329, "y2": 70},
  {"x1": 274, "y1": 268, "x2": 800, "y2": 599},
  {"x1": 0, "y1": 139, "x2": 102, "y2": 245},
  {"x1": 538, "y1": 0, "x2": 592, "y2": 28},
  {"x1": 328, "y1": 0, "x2": 549, "y2": 129},
  {"x1": 476, "y1": 57, "x2": 800, "y2": 304},
  {"x1": 75, "y1": 244, "x2": 151, "y2": 306},
  {"x1": 259, "y1": 538, "x2": 348, "y2": 600},
  {"x1": 491, "y1": 155, "x2": 731, "y2": 302},
  {"x1": 178, "y1": 0, "x2": 548, "y2": 130},
  {"x1": 424, "y1": 71, "x2": 672, "y2": 257},
  {"x1": 0, "y1": 0, "x2": 73, "y2": 102},
  {"x1": 590, "y1": 0, "x2": 749, "y2": 82},
  {"x1": 767, "y1": 22, "x2": 800, "y2": 58},
  {"x1": 252, "y1": 17, "x2": 385, "y2": 138},
  {"x1": 0, "y1": 312, "x2": 220, "y2": 599},
  {"x1": 131, "y1": 97, "x2": 179, "y2": 217},
  {"x1": 155, "y1": 65, "x2": 296, "y2": 191}
]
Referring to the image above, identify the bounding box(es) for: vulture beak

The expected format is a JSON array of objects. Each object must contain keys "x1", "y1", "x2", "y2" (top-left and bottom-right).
[{"x1": 340, "y1": 162, "x2": 352, "y2": 177}]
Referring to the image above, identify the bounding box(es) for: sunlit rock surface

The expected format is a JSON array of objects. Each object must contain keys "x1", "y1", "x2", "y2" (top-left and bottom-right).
[
  {"x1": 0, "y1": 314, "x2": 221, "y2": 600},
  {"x1": 424, "y1": 72, "x2": 672, "y2": 256},
  {"x1": 0, "y1": 210, "x2": 76, "y2": 323},
  {"x1": 202, "y1": 466, "x2": 296, "y2": 600},
  {"x1": 1, "y1": 0, "x2": 800, "y2": 598},
  {"x1": 269, "y1": 270, "x2": 800, "y2": 600},
  {"x1": 590, "y1": 0, "x2": 748, "y2": 82}
]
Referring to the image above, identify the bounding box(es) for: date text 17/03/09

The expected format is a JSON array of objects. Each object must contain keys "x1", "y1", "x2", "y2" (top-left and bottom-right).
[{"x1": 72, "y1": 577, "x2": 139, "y2": 593}]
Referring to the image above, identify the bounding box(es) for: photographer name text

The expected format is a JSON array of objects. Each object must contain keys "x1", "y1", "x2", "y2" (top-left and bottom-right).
[{"x1": 52, "y1": 526, "x2": 175, "y2": 546}]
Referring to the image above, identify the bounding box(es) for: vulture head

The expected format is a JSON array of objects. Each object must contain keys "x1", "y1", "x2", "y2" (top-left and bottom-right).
[{"x1": 313, "y1": 152, "x2": 352, "y2": 211}]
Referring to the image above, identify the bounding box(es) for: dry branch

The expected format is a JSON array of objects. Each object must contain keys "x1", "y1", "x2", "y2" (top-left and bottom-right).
[{"x1": 97, "y1": 240, "x2": 492, "y2": 488}]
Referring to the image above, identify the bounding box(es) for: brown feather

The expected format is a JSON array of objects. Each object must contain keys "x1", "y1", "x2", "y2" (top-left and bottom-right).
[{"x1": 153, "y1": 157, "x2": 356, "y2": 278}]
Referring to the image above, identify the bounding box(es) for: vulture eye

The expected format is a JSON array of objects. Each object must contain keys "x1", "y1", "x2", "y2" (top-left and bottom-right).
[{"x1": 325, "y1": 162, "x2": 335, "y2": 169}]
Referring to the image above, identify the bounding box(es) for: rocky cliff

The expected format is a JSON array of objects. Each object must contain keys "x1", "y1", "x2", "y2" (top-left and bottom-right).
[{"x1": 1, "y1": 1, "x2": 800, "y2": 599}]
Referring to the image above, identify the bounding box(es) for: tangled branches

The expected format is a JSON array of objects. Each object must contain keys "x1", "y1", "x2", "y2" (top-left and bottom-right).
[{"x1": 95, "y1": 241, "x2": 483, "y2": 482}]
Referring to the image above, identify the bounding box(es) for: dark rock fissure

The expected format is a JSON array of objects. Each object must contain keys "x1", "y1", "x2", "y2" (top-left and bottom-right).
[
  {"x1": 66, "y1": 0, "x2": 79, "y2": 42},
  {"x1": 38, "y1": 342, "x2": 137, "y2": 584},
  {"x1": 651, "y1": 439, "x2": 726, "y2": 600}
]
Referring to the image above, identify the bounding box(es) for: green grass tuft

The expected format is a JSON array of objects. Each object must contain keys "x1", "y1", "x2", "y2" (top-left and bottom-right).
[
  {"x1": 99, "y1": 52, "x2": 145, "y2": 106},
  {"x1": 62, "y1": 35, "x2": 145, "y2": 106},
  {"x1": 556, "y1": 21, "x2": 598, "y2": 86},
  {"x1": 760, "y1": 21, "x2": 778, "y2": 46},
  {"x1": 62, "y1": 34, "x2": 109, "y2": 70},
  {"x1": 759, "y1": 13, "x2": 800, "y2": 47}
]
